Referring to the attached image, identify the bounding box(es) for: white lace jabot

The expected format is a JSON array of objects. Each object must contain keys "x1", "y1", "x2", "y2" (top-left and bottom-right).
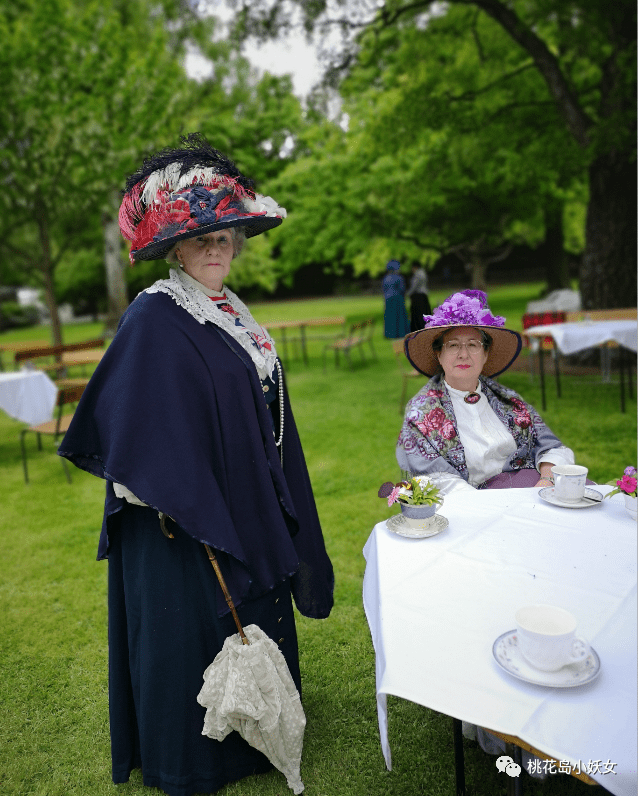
[{"x1": 145, "y1": 268, "x2": 278, "y2": 381}]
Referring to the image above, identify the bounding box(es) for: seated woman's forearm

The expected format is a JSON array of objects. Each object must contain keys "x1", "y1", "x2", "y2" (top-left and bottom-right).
[{"x1": 538, "y1": 463, "x2": 555, "y2": 480}]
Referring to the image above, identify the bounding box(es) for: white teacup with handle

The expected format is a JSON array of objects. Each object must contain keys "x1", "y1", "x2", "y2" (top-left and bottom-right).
[
  {"x1": 551, "y1": 464, "x2": 588, "y2": 503},
  {"x1": 515, "y1": 605, "x2": 590, "y2": 672}
]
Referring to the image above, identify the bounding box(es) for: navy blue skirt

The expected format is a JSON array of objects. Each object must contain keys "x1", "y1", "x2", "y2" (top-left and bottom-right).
[
  {"x1": 384, "y1": 295, "x2": 410, "y2": 339},
  {"x1": 107, "y1": 504, "x2": 300, "y2": 796}
]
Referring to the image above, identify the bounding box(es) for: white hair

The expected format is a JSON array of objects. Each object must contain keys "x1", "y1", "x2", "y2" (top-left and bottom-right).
[{"x1": 166, "y1": 226, "x2": 247, "y2": 264}]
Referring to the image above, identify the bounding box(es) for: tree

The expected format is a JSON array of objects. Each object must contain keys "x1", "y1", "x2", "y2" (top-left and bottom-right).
[
  {"x1": 231, "y1": 0, "x2": 637, "y2": 307},
  {"x1": 0, "y1": 0, "x2": 202, "y2": 343},
  {"x1": 265, "y1": 6, "x2": 587, "y2": 292}
]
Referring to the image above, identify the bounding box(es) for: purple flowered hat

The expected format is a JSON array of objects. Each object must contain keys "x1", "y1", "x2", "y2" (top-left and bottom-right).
[{"x1": 404, "y1": 290, "x2": 522, "y2": 377}]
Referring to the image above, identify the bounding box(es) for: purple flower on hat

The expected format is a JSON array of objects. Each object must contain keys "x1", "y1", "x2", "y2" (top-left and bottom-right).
[
  {"x1": 423, "y1": 289, "x2": 505, "y2": 329},
  {"x1": 460, "y1": 289, "x2": 489, "y2": 306}
]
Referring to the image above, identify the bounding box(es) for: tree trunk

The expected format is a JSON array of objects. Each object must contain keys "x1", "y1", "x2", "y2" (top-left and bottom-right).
[
  {"x1": 580, "y1": 150, "x2": 637, "y2": 309},
  {"x1": 103, "y1": 190, "x2": 129, "y2": 336},
  {"x1": 35, "y1": 198, "x2": 63, "y2": 347},
  {"x1": 541, "y1": 198, "x2": 569, "y2": 293},
  {"x1": 469, "y1": 256, "x2": 488, "y2": 292}
]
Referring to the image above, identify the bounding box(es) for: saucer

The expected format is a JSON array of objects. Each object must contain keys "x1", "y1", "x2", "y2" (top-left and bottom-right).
[
  {"x1": 386, "y1": 513, "x2": 449, "y2": 539},
  {"x1": 492, "y1": 630, "x2": 601, "y2": 687},
  {"x1": 539, "y1": 487, "x2": 603, "y2": 509}
]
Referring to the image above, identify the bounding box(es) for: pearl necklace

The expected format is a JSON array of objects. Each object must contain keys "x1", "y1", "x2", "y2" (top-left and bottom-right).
[{"x1": 274, "y1": 358, "x2": 284, "y2": 465}]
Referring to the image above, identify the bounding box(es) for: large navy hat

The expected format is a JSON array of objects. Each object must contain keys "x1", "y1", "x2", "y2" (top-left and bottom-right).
[{"x1": 118, "y1": 133, "x2": 286, "y2": 263}]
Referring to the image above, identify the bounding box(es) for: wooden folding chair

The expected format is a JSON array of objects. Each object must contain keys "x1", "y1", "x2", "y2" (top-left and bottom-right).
[
  {"x1": 20, "y1": 382, "x2": 86, "y2": 484},
  {"x1": 392, "y1": 338, "x2": 425, "y2": 414},
  {"x1": 364, "y1": 318, "x2": 378, "y2": 361}
]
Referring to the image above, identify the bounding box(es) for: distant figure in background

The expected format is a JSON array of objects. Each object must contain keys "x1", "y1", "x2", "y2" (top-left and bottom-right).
[
  {"x1": 406, "y1": 263, "x2": 432, "y2": 332},
  {"x1": 382, "y1": 260, "x2": 410, "y2": 339}
]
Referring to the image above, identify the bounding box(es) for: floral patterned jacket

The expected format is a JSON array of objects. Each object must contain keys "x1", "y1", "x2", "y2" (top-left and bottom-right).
[{"x1": 396, "y1": 374, "x2": 564, "y2": 488}]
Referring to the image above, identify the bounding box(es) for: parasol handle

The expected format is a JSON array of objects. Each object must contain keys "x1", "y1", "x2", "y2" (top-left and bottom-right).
[{"x1": 204, "y1": 544, "x2": 250, "y2": 645}]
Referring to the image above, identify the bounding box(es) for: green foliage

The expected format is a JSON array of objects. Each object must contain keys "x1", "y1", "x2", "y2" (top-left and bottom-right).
[
  {"x1": 400, "y1": 476, "x2": 443, "y2": 506},
  {"x1": 267, "y1": 2, "x2": 593, "y2": 282},
  {"x1": 0, "y1": 0, "x2": 317, "y2": 313},
  {"x1": 54, "y1": 239, "x2": 107, "y2": 315},
  {"x1": 0, "y1": 0, "x2": 191, "y2": 256},
  {"x1": 0, "y1": 302, "x2": 39, "y2": 331},
  {"x1": 228, "y1": 0, "x2": 636, "y2": 304}
]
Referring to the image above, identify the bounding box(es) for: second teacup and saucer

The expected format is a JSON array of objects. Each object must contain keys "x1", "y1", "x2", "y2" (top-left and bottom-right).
[{"x1": 493, "y1": 604, "x2": 601, "y2": 687}]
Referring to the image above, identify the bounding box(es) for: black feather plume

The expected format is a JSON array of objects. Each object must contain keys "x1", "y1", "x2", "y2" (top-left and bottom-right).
[{"x1": 124, "y1": 133, "x2": 255, "y2": 194}]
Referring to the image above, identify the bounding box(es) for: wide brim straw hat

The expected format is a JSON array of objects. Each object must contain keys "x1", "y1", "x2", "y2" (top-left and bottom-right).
[
  {"x1": 118, "y1": 133, "x2": 286, "y2": 263},
  {"x1": 404, "y1": 289, "x2": 522, "y2": 378}
]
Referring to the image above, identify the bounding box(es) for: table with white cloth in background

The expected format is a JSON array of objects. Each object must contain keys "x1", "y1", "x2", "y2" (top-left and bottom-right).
[
  {"x1": 363, "y1": 487, "x2": 637, "y2": 796},
  {"x1": 0, "y1": 369, "x2": 58, "y2": 425},
  {"x1": 524, "y1": 319, "x2": 637, "y2": 411}
]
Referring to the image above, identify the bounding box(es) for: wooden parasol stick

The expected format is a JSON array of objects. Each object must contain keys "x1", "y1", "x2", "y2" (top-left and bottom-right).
[{"x1": 204, "y1": 544, "x2": 250, "y2": 645}]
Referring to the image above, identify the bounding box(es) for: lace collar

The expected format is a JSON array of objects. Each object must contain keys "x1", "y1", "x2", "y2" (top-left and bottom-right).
[{"x1": 145, "y1": 268, "x2": 278, "y2": 380}]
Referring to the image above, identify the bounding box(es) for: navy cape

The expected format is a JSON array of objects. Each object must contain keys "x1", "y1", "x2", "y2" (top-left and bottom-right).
[{"x1": 59, "y1": 290, "x2": 333, "y2": 619}]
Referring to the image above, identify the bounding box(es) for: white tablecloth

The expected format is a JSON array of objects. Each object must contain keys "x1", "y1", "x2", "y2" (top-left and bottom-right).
[
  {"x1": 0, "y1": 370, "x2": 58, "y2": 425},
  {"x1": 363, "y1": 487, "x2": 637, "y2": 796},
  {"x1": 525, "y1": 319, "x2": 637, "y2": 354}
]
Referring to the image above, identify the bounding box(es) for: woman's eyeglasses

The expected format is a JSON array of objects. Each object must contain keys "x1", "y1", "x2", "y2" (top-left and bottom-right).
[{"x1": 443, "y1": 340, "x2": 484, "y2": 354}]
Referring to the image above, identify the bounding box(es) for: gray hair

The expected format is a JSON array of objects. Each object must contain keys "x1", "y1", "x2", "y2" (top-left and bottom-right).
[{"x1": 166, "y1": 226, "x2": 247, "y2": 264}]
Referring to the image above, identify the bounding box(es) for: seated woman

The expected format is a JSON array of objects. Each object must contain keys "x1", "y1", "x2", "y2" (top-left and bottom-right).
[
  {"x1": 396, "y1": 289, "x2": 587, "y2": 774},
  {"x1": 397, "y1": 289, "x2": 577, "y2": 494}
]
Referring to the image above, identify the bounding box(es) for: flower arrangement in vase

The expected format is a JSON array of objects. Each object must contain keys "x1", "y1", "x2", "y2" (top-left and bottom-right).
[
  {"x1": 605, "y1": 466, "x2": 637, "y2": 519},
  {"x1": 378, "y1": 476, "x2": 443, "y2": 526}
]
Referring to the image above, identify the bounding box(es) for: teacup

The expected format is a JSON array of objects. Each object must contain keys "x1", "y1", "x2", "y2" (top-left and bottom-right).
[
  {"x1": 515, "y1": 604, "x2": 590, "y2": 672},
  {"x1": 551, "y1": 465, "x2": 588, "y2": 503}
]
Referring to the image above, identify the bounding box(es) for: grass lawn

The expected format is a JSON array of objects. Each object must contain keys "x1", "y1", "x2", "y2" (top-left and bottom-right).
[{"x1": 0, "y1": 283, "x2": 635, "y2": 796}]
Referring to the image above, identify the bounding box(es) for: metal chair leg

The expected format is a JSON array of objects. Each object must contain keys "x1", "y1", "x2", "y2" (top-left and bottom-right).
[
  {"x1": 20, "y1": 430, "x2": 29, "y2": 484},
  {"x1": 552, "y1": 341, "x2": 561, "y2": 398},
  {"x1": 504, "y1": 742, "x2": 524, "y2": 796},
  {"x1": 452, "y1": 718, "x2": 466, "y2": 796},
  {"x1": 60, "y1": 456, "x2": 72, "y2": 483},
  {"x1": 538, "y1": 347, "x2": 547, "y2": 411},
  {"x1": 618, "y1": 348, "x2": 626, "y2": 412}
]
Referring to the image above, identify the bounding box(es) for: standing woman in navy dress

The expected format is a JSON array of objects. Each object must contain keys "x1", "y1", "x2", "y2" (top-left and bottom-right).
[
  {"x1": 59, "y1": 134, "x2": 334, "y2": 796},
  {"x1": 382, "y1": 260, "x2": 410, "y2": 338}
]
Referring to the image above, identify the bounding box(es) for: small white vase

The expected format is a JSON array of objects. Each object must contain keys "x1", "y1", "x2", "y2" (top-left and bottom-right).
[{"x1": 624, "y1": 494, "x2": 637, "y2": 521}]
